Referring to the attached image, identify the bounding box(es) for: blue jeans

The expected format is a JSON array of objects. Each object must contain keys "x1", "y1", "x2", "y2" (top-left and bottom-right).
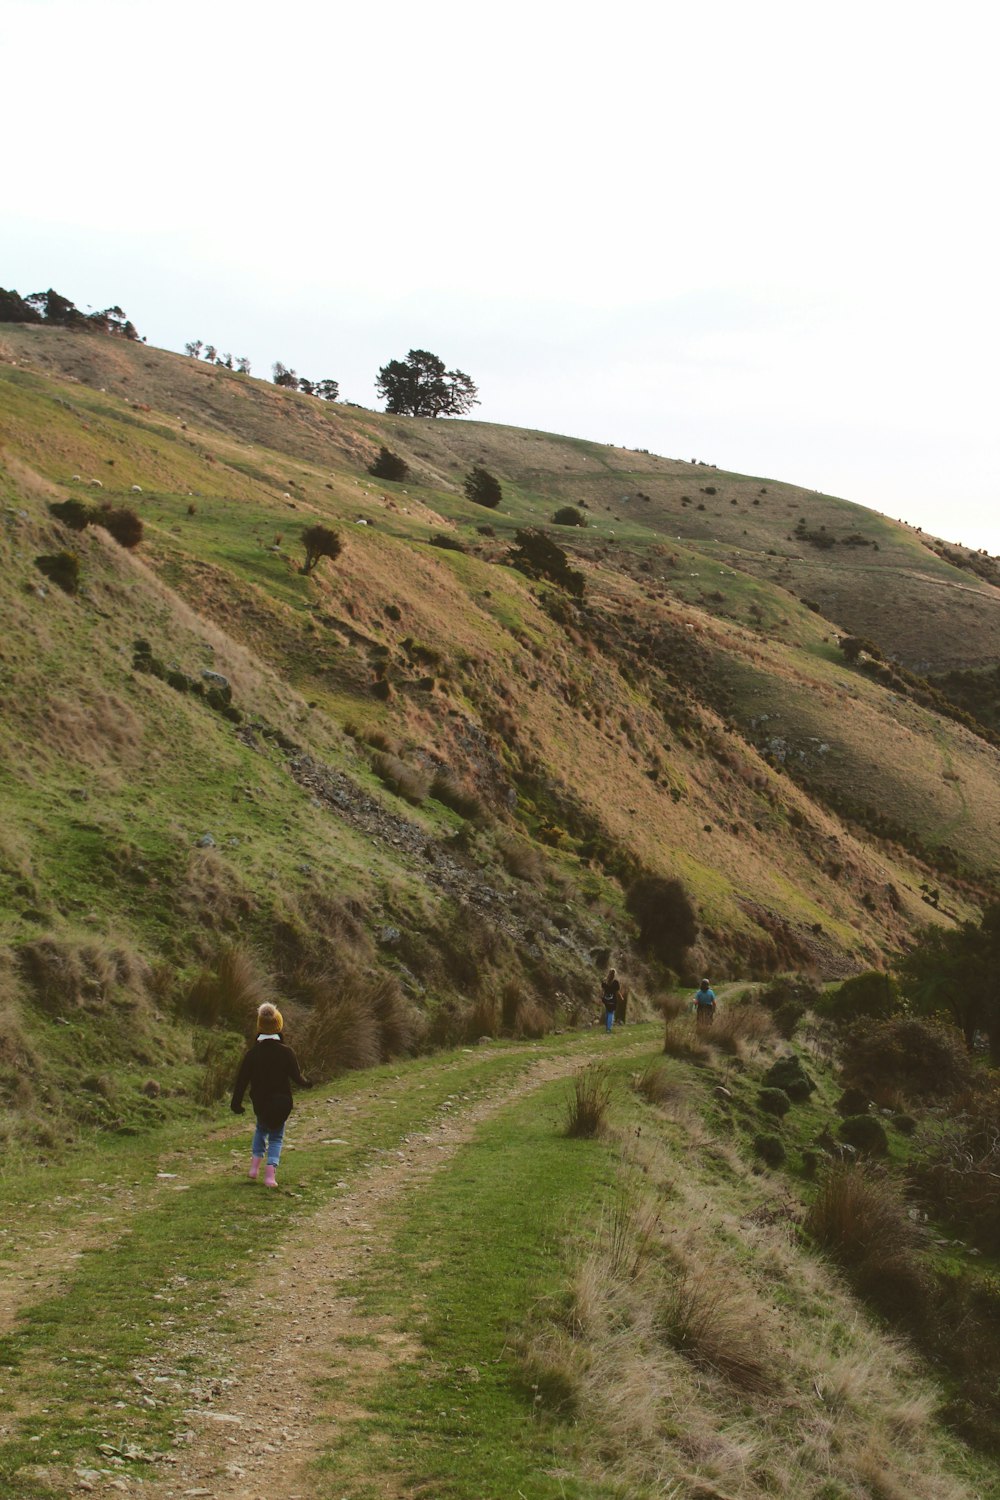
[
  {"x1": 605, "y1": 1008, "x2": 615, "y2": 1032},
  {"x1": 252, "y1": 1118, "x2": 286, "y2": 1167}
]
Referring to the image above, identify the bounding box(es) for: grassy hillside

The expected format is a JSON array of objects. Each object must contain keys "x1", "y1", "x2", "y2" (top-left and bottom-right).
[{"x1": 2, "y1": 322, "x2": 1000, "y2": 1153}]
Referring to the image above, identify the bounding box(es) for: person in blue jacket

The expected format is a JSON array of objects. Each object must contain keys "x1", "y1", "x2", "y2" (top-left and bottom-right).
[{"x1": 693, "y1": 980, "x2": 716, "y2": 1025}]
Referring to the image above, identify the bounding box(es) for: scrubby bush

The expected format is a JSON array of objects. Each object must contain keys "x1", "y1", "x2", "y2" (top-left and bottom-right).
[
  {"x1": 35, "y1": 551, "x2": 80, "y2": 593},
  {"x1": 509, "y1": 529, "x2": 585, "y2": 597},
  {"x1": 565, "y1": 1065, "x2": 613, "y2": 1137},
  {"x1": 754, "y1": 1133, "x2": 786, "y2": 1168},
  {"x1": 463, "y1": 465, "x2": 502, "y2": 508},
  {"x1": 49, "y1": 498, "x2": 93, "y2": 530},
  {"x1": 762, "y1": 1054, "x2": 816, "y2": 1102},
  {"x1": 840, "y1": 1016, "x2": 973, "y2": 1103},
  {"x1": 552, "y1": 505, "x2": 587, "y2": 527},
  {"x1": 301, "y1": 524, "x2": 342, "y2": 574},
  {"x1": 368, "y1": 446, "x2": 409, "y2": 481},
  {"x1": 758, "y1": 1087, "x2": 791, "y2": 1118},
  {"x1": 838, "y1": 1113, "x2": 889, "y2": 1156},
  {"x1": 818, "y1": 970, "x2": 900, "y2": 1026},
  {"x1": 626, "y1": 874, "x2": 697, "y2": 970},
  {"x1": 429, "y1": 533, "x2": 467, "y2": 553},
  {"x1": 96, "y1": 506, "x2": 143, "y2": 548}
]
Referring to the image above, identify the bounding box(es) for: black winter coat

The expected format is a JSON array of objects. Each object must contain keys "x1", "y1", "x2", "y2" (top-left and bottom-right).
[{"x1": 231, "y1": 1038, "x2": 308, "y2": 1129}]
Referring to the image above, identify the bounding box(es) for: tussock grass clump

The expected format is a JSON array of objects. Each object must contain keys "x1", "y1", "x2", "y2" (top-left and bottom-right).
[
  {"x1": 662, "y1": 1005, "x2": 711, "y2": 1063},
  {"x1": 184, "y1": 943, "x2": 274, "y2": 1030},
  {"x1": 301, "y1": 969, "x2": 420, "y2": 1079},
  {"x1": 430, "y1": 770, "x2": 485, "y2": 821},
  {"x1": 565, "y1": 1065, "x2": 613, "y2": 1138},
  {"x1": 711, "y1": 1000, "x2": 775, "y2": 1054},
  {"x1": 495, "y1": 831, "x2": 546, "y2": 884},
  {"x1": 634, "y1": 1060, "x2": 682, "y2": 1106},
  {"x1": 915, "y1": 1091, "x2": 1000, "y2": 1250},
  {"x1": 372, "y1": 750, "x2": 432, "y2": 804},
  {"x1": 19, "y1": 934, "x2": 150, "y2": 1015},
  {"x1": 195, "y1": 1034, "x2": 245, "y2": 1105},
  {"x1": 653, "y1": 1267, "x2": 774, "y2": 1394},
  {"x1": 805, "y1": 1164, "x2": 928, "y2": 1315}
]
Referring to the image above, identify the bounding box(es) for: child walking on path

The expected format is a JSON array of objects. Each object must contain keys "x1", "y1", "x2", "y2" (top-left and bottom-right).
[{"x1": 230, "y1": 1003, "x2": 310, "y2": 1187}]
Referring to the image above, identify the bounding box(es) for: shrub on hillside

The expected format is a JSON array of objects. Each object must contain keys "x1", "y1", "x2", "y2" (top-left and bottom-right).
[
  {"x1": 838, "y1": 1113, "x2": 889, "y2": 1156},
  {"x1": 754, "y1": 1133, "x2": 786, "y2": 1168},
  {"x1": 429, "y1": 533, "x2": 467, "y2": 553},
  {"x1": 368, "y1": 446, "x2": 409, "y2": 482},
  {"x1": 762, "y1": 1054, "x2": 816, "y2": 1102},
  {"x1": 817, "y1": 970, "x2": 900, "y2": 1026},
  {"x1": 509, "y1": 528, "x2": 585, "y2": 597},
  {"x1": 758, "y1": 1086, "x2": 791, "y2": 1118},
  {"x1": 463, "y1": 465, "x2": 502, "y2": 508},
  {"x1": 625, "y1": 874, "x2": 698, "y2": 971},
  {"x1": 301, "y1": 524, "x2": 342, "y2": 574},
  {"x1": 915, "y1": 1089, "x2": 1000, "y2": 1250},
  {"x1": 840, "y1": 1016, "x2": 973, "y2": 1103},
  {"x1": 35, "y1": 551, "x2": 80, "y2": 594},
  {"x1": 96, "y1": 505, "x2": 143, "y2": 548},
  {"x1": 552, "y1": 505, "x2": 587, "y2": 527},
  {"x1": 49, "y1": 498, "x2": 93, "y2": 531}
]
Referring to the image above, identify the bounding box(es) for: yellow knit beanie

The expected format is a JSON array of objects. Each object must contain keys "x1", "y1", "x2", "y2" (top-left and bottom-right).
[{"x1": 257, "y1": 1002, "x2": 283, "y2": 1033}]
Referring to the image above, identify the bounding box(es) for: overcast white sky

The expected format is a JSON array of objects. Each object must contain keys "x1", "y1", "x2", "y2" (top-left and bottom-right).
[{"x1": 6, "y1": 0, "x2": 999, "y2": 551}]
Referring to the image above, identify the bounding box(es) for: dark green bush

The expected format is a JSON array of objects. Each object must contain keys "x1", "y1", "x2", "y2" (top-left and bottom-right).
[
  {"x1": 463, "y1": 465, "x2": 502, "y2": 508},
  {"x1": 754, "y1": 1133, "x2": 785, "y2": 1167},
  {"x1": 552, "y1": 505, "x2": 587, "y2": 527},
  {"x1": 838, "y1": 1113, "x2": 889, "y2": 1156},
  {"x1": 368, "y1": 446, "x2": 409, "y2": 481},
  {"x1": 35, "y1": 551, "x2": 80, "y2": 593},
  {"x1": 625, "y1": 874, "x2": 698, "y2": 970},
  {"x1": 429, "y1": 533, "x2": 467, "y2": 553},
  {"x1": 762, "y1": 1054, "x2": 815, "y2": 1102},
  {"x1": 758, "y1": 1087, "x2": 791, "y2": 1118},
  {"x1": 49, "y1": 498, "x2": 93, "y2": 530},
  {"x1": 817, "y1": 970, "x2": 900, "y2": 1025}
]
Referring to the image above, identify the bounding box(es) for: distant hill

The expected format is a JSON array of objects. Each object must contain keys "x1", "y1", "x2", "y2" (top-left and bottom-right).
[{"x1": 2, "y1": 321, "x2": 999, "y2": 1142}]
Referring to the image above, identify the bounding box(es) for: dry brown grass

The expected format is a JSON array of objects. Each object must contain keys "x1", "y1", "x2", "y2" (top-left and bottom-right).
[
  {"x1": 371, "y1": 750, "x2": 432, "y2": 804},
  {"x1": 184, "y1": 943, "x2": 273, "y2": 1030},
  {"x1": 495, "y1": 831, "x2": 547, "y2": 884},
  {"x1": 709, "y1": 1000, "x2": 775, "y2": 1054},
  {"x1": 514, "y1": 997, "x2": 552, "y2": 1039},
  {"x1": 654, "y1": 1267, "x2": 775, "y2": 1394},
  {"x1": 565, "y1": 1065, "x2": 613, "y2": 1138},
  {"x1": 300, "y1": 967, "x2": 420, "y2": 1079},
  {"x1": 18, "y1": 932, "x2": 151, "y2": 1015}
]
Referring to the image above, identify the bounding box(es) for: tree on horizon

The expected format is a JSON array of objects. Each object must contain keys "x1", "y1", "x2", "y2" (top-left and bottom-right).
[{"x1": 375, "y1": 349, "x2": 479, "y2": 418}]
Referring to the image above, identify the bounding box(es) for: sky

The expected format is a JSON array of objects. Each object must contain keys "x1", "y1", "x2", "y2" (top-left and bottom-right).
[{"x1": 5, "y1": 0, "x2": 999, "y2": 552}]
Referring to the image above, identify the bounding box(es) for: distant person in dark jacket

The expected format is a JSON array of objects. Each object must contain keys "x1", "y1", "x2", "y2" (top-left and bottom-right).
[
  {"x1": 601, "y1": 969, "x2": 622, "y2": 1033},
  {"x1": 693, "y1": 980, "x2": 716, "y2": 1025},
  {"x1": 231, "y1": 1003, "x2": 309, "y2": 1187}
]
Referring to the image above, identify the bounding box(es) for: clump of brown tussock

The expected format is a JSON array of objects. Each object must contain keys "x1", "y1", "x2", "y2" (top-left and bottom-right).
[
  {"x1": 565, "y1": 1064, "x2": 614, "y2": 1138},
  {"x1": 184, "y1": 943, "x2": 274, "y2": 1030},
  {"x1": 804, "y1": 1164, "x2": 929, "y2": 1316},
  {"x1": 709, "y1": 999, "x2": 775, "y2": 1055},
  {"x1": 653, "y1": 1266, "x2": 775, "y2": 1394},
  {"x1": 300, "y1": 967, "x2": 420, "y2": 1079},
  {"x1": 18, "y1": 933, "x2": 150, "y2": 1015},
  {"x1": 634, "y1": 1059, "x2": 693, "y2": 1111},
  {"x1": 662, "y1": 1008, "x2": 711, "y2": 1063}
]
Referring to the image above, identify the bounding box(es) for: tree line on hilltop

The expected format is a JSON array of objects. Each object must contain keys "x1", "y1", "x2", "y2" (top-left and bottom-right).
[{"x1": 0, "y1": 285, "x2": 141, "y2": 339}]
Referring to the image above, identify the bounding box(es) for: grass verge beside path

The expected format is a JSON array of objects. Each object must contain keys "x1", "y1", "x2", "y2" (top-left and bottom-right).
[
  {"x1": 317, "y1": 1049, "x2": 652, "y2": 1500},
  {"x1": 0, "y1": 1029, "x2": 651, "y2": 1499}
]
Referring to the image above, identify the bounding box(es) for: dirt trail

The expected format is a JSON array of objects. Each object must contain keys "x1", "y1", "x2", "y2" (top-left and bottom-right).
[{"x1": 150, "y1": 1041, "x2": 642, "y2": 1500}]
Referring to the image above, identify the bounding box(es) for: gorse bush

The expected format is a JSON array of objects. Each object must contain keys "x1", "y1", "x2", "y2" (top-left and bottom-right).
[
  {"x1": 817, "y1": 970, "x2": 900, "y2": 1026},
  {"x1": 552, "y1": 505, "x2": 587, "y2": 527},
  {"x1": 463, "y1": 465, "x2": 502, "y2": 508},
  {"x1": 35, "y1": 550, "x2": 80, "y2": 593},
  {"x1": 626, "y1": 874, "x2": 698, "y2": 971},
  {"x1": 838, "y1": 1113, "x2": 889, "y2": 1156},
  {"x1": 96, "y1": 505, "x2": 143, "y2": 548}
]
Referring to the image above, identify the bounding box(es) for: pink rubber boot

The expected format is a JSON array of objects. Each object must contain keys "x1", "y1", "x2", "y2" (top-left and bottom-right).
[
  {"x1": 263, "y1": 1164, "x2": 277, "y2": 1188},
  {"x1": 248, "y1": 1156, "x2": 262, "y2": 1181}
]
